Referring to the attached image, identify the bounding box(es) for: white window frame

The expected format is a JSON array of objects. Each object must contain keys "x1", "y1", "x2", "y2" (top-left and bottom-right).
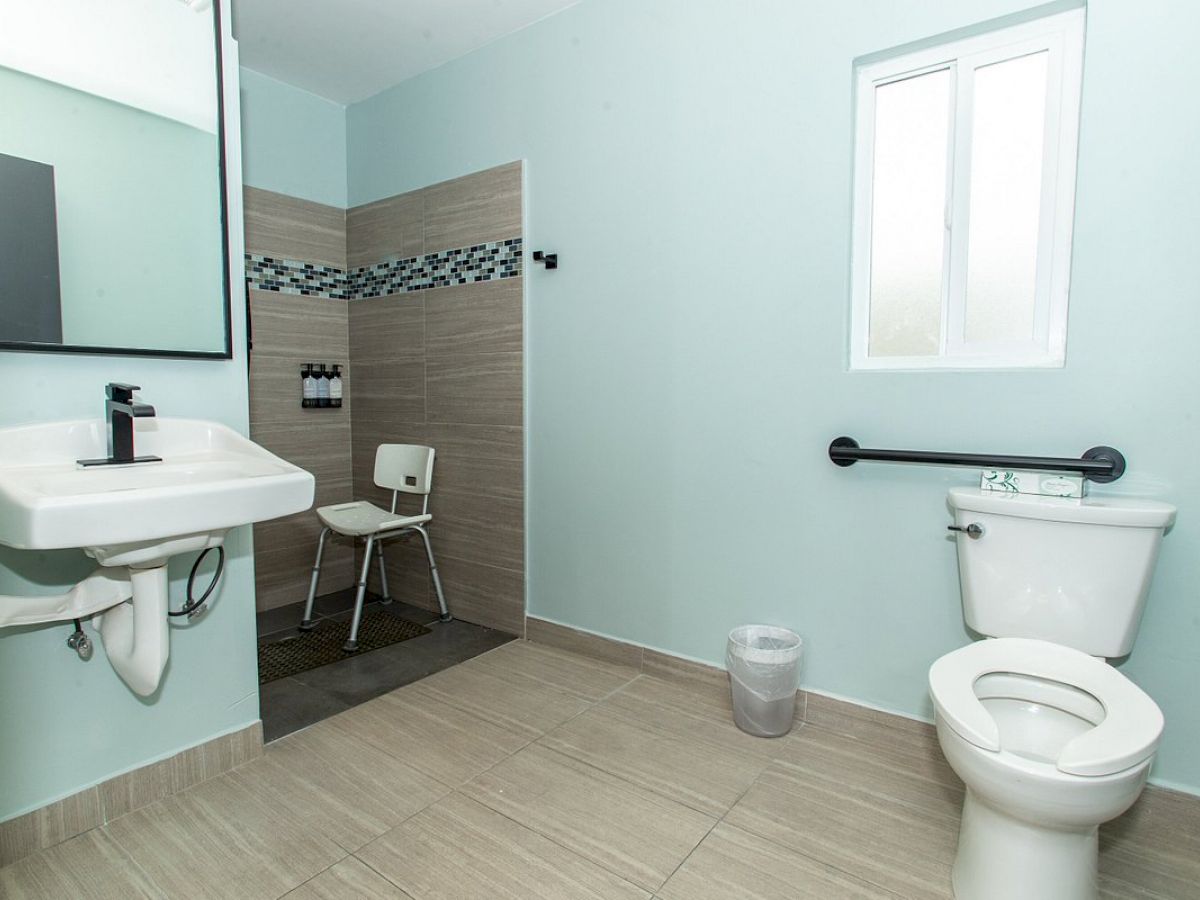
[{"x1": 849, "y1": 8, "x2": 1085, "y2": 371}]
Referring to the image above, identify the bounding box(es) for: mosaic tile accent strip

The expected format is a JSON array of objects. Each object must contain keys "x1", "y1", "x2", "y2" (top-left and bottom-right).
[
  {"x1": 245, "y1": 256, "x2": 349, "y2": 299},
  {"x1": 244, "y1": 237, "x2": 522, "y2": 301},
  {"x1": 353, "y1": 237, "x2": 523, "y2": 299}
]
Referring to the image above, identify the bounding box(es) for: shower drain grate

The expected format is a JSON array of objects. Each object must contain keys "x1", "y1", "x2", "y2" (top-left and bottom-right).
[{"x1": 257, "y1": 609, "x2": 430, "y2": 684}]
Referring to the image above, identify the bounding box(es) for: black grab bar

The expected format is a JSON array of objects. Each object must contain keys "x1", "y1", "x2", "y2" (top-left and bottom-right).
[{"x1": 828, "y1": 437, "x2": 1126, "y2": 483}]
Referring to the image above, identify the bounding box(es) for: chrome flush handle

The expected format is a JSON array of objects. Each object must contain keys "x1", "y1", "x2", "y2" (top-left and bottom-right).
[{"x1": 948, "y1": 523, "x2": 984, "y2": 539}]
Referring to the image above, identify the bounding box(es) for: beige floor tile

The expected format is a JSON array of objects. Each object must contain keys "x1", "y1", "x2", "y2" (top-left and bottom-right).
[
  {"x1": 415, "y1": 655, "x2": 593, "y2": 739},
  {"x1": 326, "y1": 683, "x2": 530, "y2": 786},
  {"x1": 282, "y1": 856, "x2": 413, "y2": 899},
  {"x1": 462, "y1": 744, "x2": 714, "y2": 893},
  {"x1": 775, "y1": 724, "x2": 963, "y2": 826},
  {"x1": 601, "y1": 675, "x2": 786, "y2": 762},
  {"x1": 1100, "y1": 786, "x2": 1200, "y2": 899},
  {"x1": 104, "y1": 759, "x2": 346, "y2": 900},
  {"x1": 657, "y1": 822, "x2": 903, "y2": 900},
  {"x1": 359, "y1": 793, "x2": 650, "y2": 900},
  {"x1": 467, "y1": 640, "x2": 639, "y2": 702},
  {"x1": 540, "y1": 704, "x2": 768, "y2": 817},
  {"x1": 262, "y1": 721, "x2": 450, "y2": 850},
  {"x1": 724, "y1": 760, "x2": 956, "y2": 899},
  {"x1": 0, "y1": 828, "x2": 162, "y2": 900}
]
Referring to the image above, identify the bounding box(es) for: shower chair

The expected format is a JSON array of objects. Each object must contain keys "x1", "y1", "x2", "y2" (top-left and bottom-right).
[{"x1": 300, "y1": 444, "x2": 451, "y2": 651}]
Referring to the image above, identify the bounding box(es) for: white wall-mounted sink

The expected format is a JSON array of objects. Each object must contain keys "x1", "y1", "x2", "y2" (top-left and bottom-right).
[
  {"x1": 0, "y1": 417, "x2": 313, "y2": 560},
  {"x1": 0, "y1": 417, "x2": 314, "y2": 696}
]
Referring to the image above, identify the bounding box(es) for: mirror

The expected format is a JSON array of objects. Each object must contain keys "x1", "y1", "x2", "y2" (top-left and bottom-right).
[{"x1": 0, "y1": 0, "x2": 231, "y2": 358}]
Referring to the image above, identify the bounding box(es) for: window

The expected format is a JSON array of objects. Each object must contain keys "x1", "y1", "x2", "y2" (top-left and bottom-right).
[{"x1": 850, "y1": 9, "x2": 1085, "y2": 370}]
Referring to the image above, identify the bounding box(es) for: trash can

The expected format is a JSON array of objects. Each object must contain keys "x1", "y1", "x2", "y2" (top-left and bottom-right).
[{"x1": 726, "y1": 625, "x2": 803, "y2": 738}]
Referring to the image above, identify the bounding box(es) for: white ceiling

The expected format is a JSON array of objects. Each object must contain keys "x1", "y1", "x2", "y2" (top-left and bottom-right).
[{"x1": 232, "y1": 0, "x2": 581, "y2": 105}]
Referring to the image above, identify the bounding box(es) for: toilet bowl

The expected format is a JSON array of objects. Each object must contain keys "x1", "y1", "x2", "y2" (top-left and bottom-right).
[{"x1": 930, "y1": 637, "x2": 1163, "y2": 900}]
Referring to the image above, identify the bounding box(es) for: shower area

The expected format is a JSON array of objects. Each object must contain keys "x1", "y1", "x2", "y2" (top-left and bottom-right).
[{"x1": 243, "y1": 162, "x2": 525, "y2": 738}]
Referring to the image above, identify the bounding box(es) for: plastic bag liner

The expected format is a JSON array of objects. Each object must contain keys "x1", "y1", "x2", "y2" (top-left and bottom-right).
[{"x1": 726, "y1": 625, "x2": 803, "y2": 738}]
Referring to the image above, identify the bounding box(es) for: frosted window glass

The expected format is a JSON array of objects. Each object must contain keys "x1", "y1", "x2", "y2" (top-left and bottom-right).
[
  {"x1": 868, "y1": 69, "x2": 951, "y2": 358},
  {"x1": 964, "y1": 52, "x2": 1048, "y2": 343}
]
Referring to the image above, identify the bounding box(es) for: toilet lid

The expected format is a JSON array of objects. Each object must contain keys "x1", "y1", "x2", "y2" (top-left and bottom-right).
[{"x1": 929, "y1": 638, "x2": 1163, "y2": 777}]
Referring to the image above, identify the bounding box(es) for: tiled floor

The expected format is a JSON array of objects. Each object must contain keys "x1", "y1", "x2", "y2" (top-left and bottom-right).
[
  {"x1": 3, "y1": 640, "x2": 1197, "y2": 899},
  {"x1": 257, "y1": 591, "x2": 515, "y2": 741}
]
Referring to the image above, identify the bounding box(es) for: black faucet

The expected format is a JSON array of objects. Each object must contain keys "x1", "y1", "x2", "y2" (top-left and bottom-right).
[{"x1": 77, "y1": 383, "x2": 161, "y2": 467}]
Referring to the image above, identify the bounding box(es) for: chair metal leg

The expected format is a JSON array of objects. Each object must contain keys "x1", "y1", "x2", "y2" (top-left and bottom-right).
[
  {"x1": 299, "y1": 527, "x2": 330, "y2": 631},
  {"x1": 345, "y1": 535, "x2": 374, "y2": 651},
  {"x1": 376, "y1": 540, "x2": 392, "y2": 604},
  {"x1": 414, "y1": 525, "x2": 452, "y2": 622}
]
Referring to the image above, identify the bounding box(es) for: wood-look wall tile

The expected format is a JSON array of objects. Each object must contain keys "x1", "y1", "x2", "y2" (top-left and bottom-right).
[
  {"x1": 425, "y1": 279, "x2": 522, "y2": 356},
  {"x1": 0, "y1": 788, "x2": 103, "y2": 867},
  {"x1": 244, "y1": 186, "x2": 347, "y2": 270},
  {"x1": 422, "y1": 161, "x2": 522, "y2": 254},
  {"x1": 434, "y1": 554, "x2": 524, "y2": 635},
  {"x1": 249, "y1": 357, "x2": 353, "y2": 429},
  {"x1": 525, "y1": 618, "x2": 646, "y2": 671},
  {"x1": 426, "y1": 352, "x2": 522, "y2": 426},
  {"x1": 433, "y1": 451, "x2": 523, "y2": 502},
  {"x1": 429, "y1": 491, "x2": 524, "y2": 572},
  {"x1": 249, "y1": 422, "x2": 354, "y2": 491},
  {"x1": 348, "y1": 293, "x2": 424, "y2": 363},
  {"x1": 350, "y1": 359, "x2": 426, "y2": 426},
  {"x1": 254, "y1": 508, "x2": 353, "y2": 563},
  {"x1": 346, "y1": 191, "x2": 423, "y2": 269},
  {"x1": 424, "y1": 423, "x2": 523, "y2": 461},
  {"x1": 100, "y1": 723, "x2": 265, "y2": 823},
  {"x1": 249, "y1": 291, "x2": 349, "y2": 359},
  {"x1": 255, "y1": 541, "x2": 354, "y2": 612},
  {"x1": 641, "y1": 649, "x2": 729, "y2": 694},
  {"x1": 361, "y1": 535, "x2": 433, "y2": 610}
]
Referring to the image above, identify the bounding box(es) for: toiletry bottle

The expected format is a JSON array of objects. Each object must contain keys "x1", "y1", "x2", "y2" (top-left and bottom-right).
[
  {"x1": 300, "y1": 364, "x2": 310, "y2": 408},
  {"x1": 316, "y1": 364, "x2": 330, "y2": 408},
  {"x1": 302, "y1": 363, "x2": 317, "y2": 408},
  {"x1": 329, "y1": 365, "x2": 343, "y2": 408}
]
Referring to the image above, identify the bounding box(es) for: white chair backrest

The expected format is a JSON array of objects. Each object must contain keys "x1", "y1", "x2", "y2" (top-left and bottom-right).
[{"x1": 374, "y1": 444, "x2": 435, "y2": 495}]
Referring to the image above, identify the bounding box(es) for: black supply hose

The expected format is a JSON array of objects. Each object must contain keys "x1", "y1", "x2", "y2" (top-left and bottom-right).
[{"x1": 169, "y1": 546, "x2": 225, "y2": 618}]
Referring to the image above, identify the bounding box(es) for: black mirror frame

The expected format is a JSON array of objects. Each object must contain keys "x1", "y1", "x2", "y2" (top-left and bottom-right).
[{"x1": 0, "y1": 1, "x2": 233, "y2": 361}]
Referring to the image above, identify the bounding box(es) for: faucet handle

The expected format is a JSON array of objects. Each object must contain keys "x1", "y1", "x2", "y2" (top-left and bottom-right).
[{"x1": 106, "y1": 383, "x2": 141, "y2": 402}]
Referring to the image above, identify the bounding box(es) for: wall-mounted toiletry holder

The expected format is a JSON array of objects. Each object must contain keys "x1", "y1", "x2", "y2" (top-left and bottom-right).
[
  {"x1": 828, "y1": 436, "x2": 1126, "y2": 483},
  {"x1": 301, "y1": 362, "x2": 344, "y2": 408}
]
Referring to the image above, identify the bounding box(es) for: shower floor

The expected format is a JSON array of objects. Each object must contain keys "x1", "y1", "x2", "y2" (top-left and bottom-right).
[{"x1": 255, "y1": 589, "x2": 515, "y2": 742}]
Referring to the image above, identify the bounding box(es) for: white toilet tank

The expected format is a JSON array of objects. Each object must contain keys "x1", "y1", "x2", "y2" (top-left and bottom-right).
[{"x1": 948, "y1": 487, "x2": 1176, "y2": 658}]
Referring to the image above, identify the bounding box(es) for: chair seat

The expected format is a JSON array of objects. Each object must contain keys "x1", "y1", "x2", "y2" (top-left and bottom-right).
[{"x1": 316, "y1": 501, "x2": 432, "y2": 537}]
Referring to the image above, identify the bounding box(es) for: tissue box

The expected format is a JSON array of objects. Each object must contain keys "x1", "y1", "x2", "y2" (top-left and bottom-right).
[{"x1": 980, "y1": 470, "x2": 1085, "y2": 498}]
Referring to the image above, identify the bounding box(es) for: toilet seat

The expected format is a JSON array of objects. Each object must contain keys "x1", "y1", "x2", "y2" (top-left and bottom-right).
[{"x1": 929, "y1": 638, "x2": 1163, "y2": 777}]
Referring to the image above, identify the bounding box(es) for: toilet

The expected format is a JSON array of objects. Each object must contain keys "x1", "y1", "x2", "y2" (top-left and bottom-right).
[{"x1": 929, "y1": 487, "x2": 1176, "y2": 900}]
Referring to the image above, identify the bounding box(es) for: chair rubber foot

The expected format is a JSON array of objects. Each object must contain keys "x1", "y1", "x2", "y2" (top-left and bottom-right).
[
  {"x1": 438, "y1": 613, "x2": 453, "y2": 623},
  {"x1": 342, "y1": 640, "x2": 359, "y2": 652},
  {"x1": 298, "y1": 619, "x2": 318, "y2": 632}
]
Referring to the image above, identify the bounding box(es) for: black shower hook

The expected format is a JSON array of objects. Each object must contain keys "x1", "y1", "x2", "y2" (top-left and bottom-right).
[{"x1": 532, "y1": 250, "x2": 558, "y2": 270}]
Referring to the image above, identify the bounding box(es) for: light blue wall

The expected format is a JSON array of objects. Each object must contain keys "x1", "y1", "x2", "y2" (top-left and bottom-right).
[
  {"x1": 347, "y1": 0, "x2": 1200, "y2": 793},
  {"x1": 240, "y1": 67, "x2": 347, "y2": 208},
  {"x1": 0, "y1": 59, "x2": 257, "y2": 819}
]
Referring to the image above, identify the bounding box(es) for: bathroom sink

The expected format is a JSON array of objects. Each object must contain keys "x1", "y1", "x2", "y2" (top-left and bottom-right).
[{"x1": 0, "y1": 417, "x2": 314, "y2": 558}]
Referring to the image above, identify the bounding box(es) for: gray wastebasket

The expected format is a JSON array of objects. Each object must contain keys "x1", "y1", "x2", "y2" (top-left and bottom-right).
[{"x1": 726, "y1": 625, "x2": 804, "y2": 737}]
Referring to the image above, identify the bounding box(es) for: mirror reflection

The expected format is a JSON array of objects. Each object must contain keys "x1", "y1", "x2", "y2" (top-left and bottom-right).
[{"x1": 0, "y1": 0, "x2": 230, "y2": 356}]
